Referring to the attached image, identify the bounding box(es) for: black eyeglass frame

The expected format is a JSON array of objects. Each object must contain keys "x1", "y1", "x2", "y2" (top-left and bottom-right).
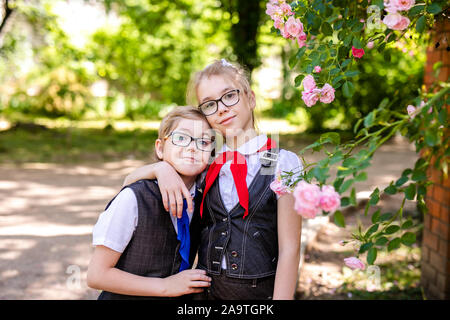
[
  {"x1": 164, "y1": 131, "x2": 215, "y2": 152},
  {"x1": 197, "y1": 89, "x2": 240, "y2": 116}
]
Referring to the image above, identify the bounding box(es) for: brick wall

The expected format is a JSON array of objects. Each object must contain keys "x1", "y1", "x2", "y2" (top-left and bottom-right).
[{"x1": 420, "y1": 15, "x2": 450, "y2": 300}]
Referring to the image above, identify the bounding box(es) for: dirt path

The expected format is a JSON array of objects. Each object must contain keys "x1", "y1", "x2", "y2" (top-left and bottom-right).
[{"x1": 0, "y1": 137, "x2": 418, "y2": 299}]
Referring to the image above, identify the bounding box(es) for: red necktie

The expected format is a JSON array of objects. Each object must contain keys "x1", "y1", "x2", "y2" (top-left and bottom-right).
[{"x1": 200, "y1": 138, "x2": 277, "y2": 219}]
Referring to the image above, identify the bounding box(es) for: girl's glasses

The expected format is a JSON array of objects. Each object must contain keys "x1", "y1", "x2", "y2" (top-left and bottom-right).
[
  {"x1": 198, "y1": 89, "x2": 240, "y2": 116},
  {"x1": 164, "y1": 132, "x2": 215, "y2": 152}
]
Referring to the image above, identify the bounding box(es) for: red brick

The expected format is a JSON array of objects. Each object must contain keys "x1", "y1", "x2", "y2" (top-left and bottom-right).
[
  {"x1": 422, "y1": 245, "x2": 430, "y2": 262},
  {"x1": 435, "y1": 186, "x2": 450, "y2": 207},
  {"x1": 430, "y1": 250, "x2": 447, "y2": 273},
  {"x1": 441, "y1": 205, "x2": 449, "y2": 224},
  {"x1": 427, "y1": 199, "x2": 440, "y2": 218},
  {"x1": 436, "y1": 273, "x2": 449, "y2": 292},
  {"x1": 424, "y1": 228, "x2": 439, "y2": 251},
  {"x1": 421, "y1": 262, "x2": 436, "y2": 284},
  {"x1": 425, "y1": 213, "x2": 432, "y2": 229},
  {"x1": 438, "y1": 238, "x2": 450, "y2": 258},
  {"x1": 432, "y1": 218, "x2": 449, "y2": 240},
  {"x1": 426, "y1": 185, "x2": 435, "y2": 200}
]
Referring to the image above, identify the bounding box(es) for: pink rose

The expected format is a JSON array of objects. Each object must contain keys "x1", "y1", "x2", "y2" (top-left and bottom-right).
[
  {"x1": 407, "y1": 105, "x2": 416, "y2": 118},
  {"x1": 270, "y1": 173, "x2": 289, "y2": 197},
  {"x1": 302, "y1": 89, "x2": 321, "y2": 107},
  {"x1": 319, "y1": 185, "x2": 340, "y2": 213},
  {"x1": 293, "y1": 181, "x2": 322, "y2": 218},
  {"x1": 285, "y1": 16, "x2": 303, "y2": 38},
  {"x1": 351, "y1": 46, "x2": 365, "y2": 59},
  {"x1": 319, "y1": 83, "x2": 335, "y2": 104},
  {"x1": 382, "y1": 13, "x2": 410, "y2": 30},
  {"x1": 367, "y1": 41, "x2": 374, "y2": 49},
  {"x1": 301, "y1": 75, "x2": 316, "y2": 92},
  {"x1": 280, "y1": 3, "x2": 294, "y2": 16},
  {"x1": 344, "y1": 257, "x2": 366, "y2": 270},
  {"x1": 273, "y1": 17, "x2": 284, "y2": 30},
  {"x1": 313, "y1": 65, "x2": 322, "y2": 73},
  {"x1": 265, "y1": 3, "x2": 278, "y2": 17},
  {"x1": 296, "y1": 32, "x2": 307, "y2": 47},
  {"x1": 385, "y1": 0, "x2": 415, "y2": 12}
]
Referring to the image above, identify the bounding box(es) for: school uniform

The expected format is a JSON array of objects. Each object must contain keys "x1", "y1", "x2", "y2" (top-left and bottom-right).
[
  {"x1": 92, "y1": 179, "x2": 202, "y2": 300},
  {"x1": 196, "y1": 134, "x2": 303, "y2": 300}
]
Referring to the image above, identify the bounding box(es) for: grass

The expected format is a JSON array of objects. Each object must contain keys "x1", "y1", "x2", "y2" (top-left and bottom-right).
[{"x1": 0, "y1": 119, "x2": 350, "y2": 164}]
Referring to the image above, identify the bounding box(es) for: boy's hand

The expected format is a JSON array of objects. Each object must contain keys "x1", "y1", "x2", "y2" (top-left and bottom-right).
[
  {"x1": 162, "y1": 269, "x2": 211, "y2": 297},
  {"x1": 155, "y1": 162, "x2": 194, "y2": 218}
]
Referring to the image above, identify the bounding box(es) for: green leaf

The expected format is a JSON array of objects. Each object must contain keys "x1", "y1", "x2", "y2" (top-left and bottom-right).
[
  {"x1": 321, "y1": 22, "x2": 333, "y2": 36},
  {"x1": 334, "y1": 210, "x2": 346, "y2": 228},
  {"x1": 412, "y1": 170, "x2": 427, "y2": 182},
  {"x1": 342, "y1": 81, "x2": 355, "y2": 98},
  {"x1": 425, "y1": 130, "x2": 438, "y2": 147},
  {"x1": 365, "y1": 224, "x2": 379, "y2": 238},
  {"x1": 350, "y1": 187, "x2": 357, "y2": 206},
  {"x1": 371, "y1": 210, "x2": 380, "y2": 224},
  {"x1": 401, "y1": 232, "x2": 416, "y2": 246},
  {"x1": 379, "y1": 212, "x2": 393, "y2": 222},
  {"x1": 359, "y1": 242, "x2": 373, "y2": 253},
  {"x1": 375, "y1": 237, "x2": 388, "y2": 246},
  {"x1": 384, "y1": 184, "x2": 397, "y2": 195},
  {"x1": 416, "y1": 15, "x2": 426, "y2": 33},
  {"x1": 367, "y1": 247, "x2": 377, "y2": 265},
  {"x1": 320, "y1": 132, "x2": 341, "y2": 145},
  {"x1": 385, "y1": 225, "x2": 400, "y2": 234},
  {"x1": 364, "y1": 111, "x2": 375, "y2": 127},
  {"x1": 427, "y1": 3, "x2": 442, "y2": 14},
  {"x1": 345, "y1": 70, "x2": 360, "y2": 78},
  {"x1": 340, "y1": 197, "x2": 350, "y2": 207},
  {"x1": 294, "y1": 74, "x2": 304, "y2": 87},
  {"x1": 405, "y1": 183, "x2": 416, "y2": 200},
  {"x1": 341, "y1": 58, "x2": 352, "y2": 69},
  {"x1": 395, "y1": 176, "x2": 409, "y2": 187},
  {"x1": 339, "y1": 179, "x2": 354, "y2": 193},
  {"x1": 369, "y1": 188, "x2": 380, "y2": 206},
  {"x1": 352, "y1": 37, "x2": 362, "y2": 49},
  {"x1": 401, "y1": 220, "x2": 413, "y2": 229},
  {"x1": 388, "y1": 237, "x2": 401, "y2": 251},
  {"x1": 354, "y1": 172, "x2": 367, "y2": 182}
]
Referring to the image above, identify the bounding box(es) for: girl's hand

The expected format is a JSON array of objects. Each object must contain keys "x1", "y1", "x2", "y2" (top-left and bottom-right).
[
  {"x1": 154, "y1": 162, "x2": 194, "y2": 218},
  {"x1": 162, "y1": 269, "x2": 211, "y2": 297},
  {"x1": 123, "y1": 161, "x2": 193, "y2": 218}
]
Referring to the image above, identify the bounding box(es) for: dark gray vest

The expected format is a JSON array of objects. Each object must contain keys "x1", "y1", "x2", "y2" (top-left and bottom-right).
[
  {"x1": 98, "y1": 179, "x2": 202, "y2": 300},
  {"x1": 197, "y1": 164, "x2": 278, "y2": 279}
]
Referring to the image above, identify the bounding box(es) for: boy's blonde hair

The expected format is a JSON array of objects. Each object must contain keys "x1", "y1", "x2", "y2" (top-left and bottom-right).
[
  {"x1": 155, "y1": 106, "x2": 208, "y2": 161},
  {"x1": 186, "y1": 59, "x2": 257, "y2": 130}
]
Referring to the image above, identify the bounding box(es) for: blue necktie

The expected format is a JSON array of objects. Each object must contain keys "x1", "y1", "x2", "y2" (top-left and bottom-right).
[{"x1": 177, "y1": 198, "x2": 190, "y2": 272}]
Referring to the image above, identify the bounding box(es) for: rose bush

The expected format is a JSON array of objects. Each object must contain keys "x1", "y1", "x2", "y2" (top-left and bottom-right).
[{"x1": 267, "y1": 0, "x2": 449, "y2": 272}]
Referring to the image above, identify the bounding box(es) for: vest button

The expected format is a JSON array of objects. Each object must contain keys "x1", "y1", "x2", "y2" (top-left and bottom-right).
[
  {"x1": 222, "y1": 217, "x2": 227, "y2": 222},
  {"x1": 221, "y1": 231, "x2": 227, "y2": 236},
  {"x1": 231, "y1": 263, "x2": 238, "y2": 270},
  {"x1": 231, "y1": 251, "x2": 238, "y2": 257}
]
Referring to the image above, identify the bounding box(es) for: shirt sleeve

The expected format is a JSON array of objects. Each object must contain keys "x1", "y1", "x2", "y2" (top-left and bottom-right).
[
  {"x1": 92, "y1": 188, "x2": 138, "y2": 253},
  {"x1": 275, "y1": 149, "x2": 304, "y2": 199}
]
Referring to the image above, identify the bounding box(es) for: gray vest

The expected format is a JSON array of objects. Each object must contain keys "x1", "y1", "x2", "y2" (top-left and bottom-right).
[
  {"x1": 98, "y1": 179, "x2": 202, "y2": 300},
  {"x1": 197, "y1": 152, "x2": 279, "y2": 279}
]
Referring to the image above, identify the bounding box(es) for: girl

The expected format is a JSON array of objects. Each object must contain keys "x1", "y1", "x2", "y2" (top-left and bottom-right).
[
  {"x1": 87, "y1": 106, "x2": 213, "y2": 299},
  {"x1": 123, "y1": 59, "x2": 303, "y2": 300}
]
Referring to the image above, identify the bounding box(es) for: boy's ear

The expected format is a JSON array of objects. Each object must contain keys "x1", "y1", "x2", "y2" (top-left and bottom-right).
[{"x1": 155, "y1": 139, "x2": 164, "y2": 160}]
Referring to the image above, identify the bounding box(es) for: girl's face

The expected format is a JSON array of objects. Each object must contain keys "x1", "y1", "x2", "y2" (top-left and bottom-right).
[
  {"x1": 196, "y1": 75, "x2": 255, "y2": 139},
  {"x1": 155, "y1": 118, "x2": 212, "y2": 178}
]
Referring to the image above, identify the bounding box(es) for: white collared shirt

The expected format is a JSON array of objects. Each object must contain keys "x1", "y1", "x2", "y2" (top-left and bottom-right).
[
  {"x1": 216, "y1": 134, "x2": 303, "y2": 269},
  {"x1": 217, "y1": 133, "x2": 303, "y2": 211},
  {"x1": 92, "y1": 182, "x2": 196, "y2": 253}
]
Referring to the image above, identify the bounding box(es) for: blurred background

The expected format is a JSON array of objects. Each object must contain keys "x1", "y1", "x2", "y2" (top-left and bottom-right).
[{"x1": 0, "y1": 0, "x2": 427, "y2": 299}]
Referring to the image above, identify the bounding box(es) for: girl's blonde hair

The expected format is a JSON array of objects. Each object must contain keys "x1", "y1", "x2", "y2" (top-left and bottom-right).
[
  {"x1": 155, "y1": 105, "x2": 208, "y2": 161},
  {"x1": 186, "y1": 59, "x2": 258, "y2": 130}
]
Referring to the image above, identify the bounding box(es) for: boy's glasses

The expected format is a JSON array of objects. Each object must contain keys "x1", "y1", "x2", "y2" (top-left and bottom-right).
[
  {"x1": 198, "y1": 89, "x2": 240, "y2": 116},
  {"x1": 164, "y1": 132, "x2": 215, "y2": 152}
]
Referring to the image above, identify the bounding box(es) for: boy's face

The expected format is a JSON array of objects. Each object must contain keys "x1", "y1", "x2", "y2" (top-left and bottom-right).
[
  {"x1": 155, "y1": 118, "x2": 212, "y2": 177},
  {"x1": 196, "y1": 75, "x2": 255, "y2": 139}
]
